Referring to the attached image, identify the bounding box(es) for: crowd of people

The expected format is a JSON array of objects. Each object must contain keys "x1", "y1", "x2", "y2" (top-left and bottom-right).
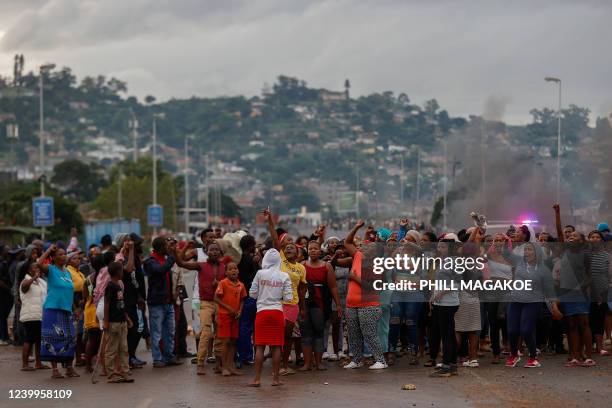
[{"x1": 1, "y1": 204, "x2": 611, "y2": 385}]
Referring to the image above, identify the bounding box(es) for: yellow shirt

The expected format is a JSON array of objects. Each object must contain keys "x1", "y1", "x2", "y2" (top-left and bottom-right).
[
  {"x1": 280, "y1": 250, "x2": 306, "y2": 305},
  {"x1": 67, "y1": 265, "x2": 86, "y2": 293}
]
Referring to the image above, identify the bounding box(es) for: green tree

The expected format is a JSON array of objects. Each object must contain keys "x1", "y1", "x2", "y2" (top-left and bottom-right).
[
  {"x1": 0, "y1": 181, "x2": 83, "y2": 241},
  {"x1": 51, "y1": 159, "x2": 108, "y2": 202}
]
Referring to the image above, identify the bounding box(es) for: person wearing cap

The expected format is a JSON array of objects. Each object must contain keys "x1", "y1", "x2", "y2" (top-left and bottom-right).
[{"x1": 597, "y1": 223, "x2": 610, "y2": 241}]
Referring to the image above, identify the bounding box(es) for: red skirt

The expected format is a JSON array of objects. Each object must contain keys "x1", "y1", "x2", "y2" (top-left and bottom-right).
[{"x1": 254, "y1": 310, "x2": 285, "y2": 346}]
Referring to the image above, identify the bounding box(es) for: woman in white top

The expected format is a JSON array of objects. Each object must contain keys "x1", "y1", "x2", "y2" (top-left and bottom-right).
[{"x1": 19, "y1": 262, "x2": 48, "y2": 371}]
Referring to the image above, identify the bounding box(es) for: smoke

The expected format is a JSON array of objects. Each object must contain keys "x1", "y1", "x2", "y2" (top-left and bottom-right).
[
  {"x1": 440, "y1": 100, "x2": 560, "y2": 230},
  {"x1": 482, "y1": 94, "x2": 511, "y2": 122}
]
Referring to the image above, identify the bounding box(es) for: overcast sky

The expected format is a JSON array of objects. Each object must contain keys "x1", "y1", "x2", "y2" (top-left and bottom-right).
[{"x1": 1, "y1": 0, "x2": 611, "y2": 124}]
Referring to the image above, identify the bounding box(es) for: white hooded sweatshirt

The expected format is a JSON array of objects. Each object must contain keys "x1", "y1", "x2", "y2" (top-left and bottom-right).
[{"x1": 249, "y1": 249, "x2": 292, "y2": 312}]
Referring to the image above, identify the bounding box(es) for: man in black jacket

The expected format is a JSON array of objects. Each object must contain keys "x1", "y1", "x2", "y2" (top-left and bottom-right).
[{"x1": 143, "y1": 236, "x2": 182, "y2": 368}]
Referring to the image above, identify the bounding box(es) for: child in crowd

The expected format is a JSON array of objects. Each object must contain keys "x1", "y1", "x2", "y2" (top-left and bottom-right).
[
  {"x1": 214, "y1": 262, "x2": 246, "y2": 376},
  {"x1": 103, "y1": 261, "x2": 134, "y2": 383}
]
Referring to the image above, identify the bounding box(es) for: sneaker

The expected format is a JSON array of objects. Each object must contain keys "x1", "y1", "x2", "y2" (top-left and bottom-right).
[
  {"x1": 327, "y1": 353, "x2": 339, "y2": 361},
  {"x1": 599, "y1": 350, "x2": 610, "y2": 356},
  {"x1": 430, "y1": 366, "x2": 451, "y2": 377},
  {"x1": 131, "y1": 357, "x2": 146, "y2": 366},
  {"x1": 0, "y1": 340, "x2": 9, "y2": 346},
  {"x1": 206, "y1": 356, "x2": 216, "y2": 363},
  {"x1": 343, "y1": 361, "x2": 364, "y2": 369},
  {"x1": 152, "y1": 361, "x2": 167, "y2": 368},
  {"x1": 505, "y1": 356, "x2": 521, "y2": 367},
  {"x1": 368, "y1": 362, "x2": 388, "y2": 370},
  {"x1": 436, "y1": 362, "x2": 443, "y2": 368},
  {"x1": 322, "y1": 352, "x2": 330, "y2": 360},
  {"x1": 462, "y1": 360, "x2": 479, "y2": 368},
  {"x1": 524, "y1": 358, "x2": 541, "y2": 368}
]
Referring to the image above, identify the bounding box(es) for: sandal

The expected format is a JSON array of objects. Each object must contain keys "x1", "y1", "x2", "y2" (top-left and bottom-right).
[
  {"x1": 66, "y1": 370, "x2": 80, "y2": 378},
  {"x1": 564, "y1": 358, "x2": 581, "y2": 367},
  {"x1": 21, "y1": 366, "x2": 36, "y2": 371},
  {"x1": 52, "y1": 371, "x2": 65, "y2": 379},
  {"x1": 581, "y1": 359, "x2": 596, "y2": 367},
  {"x1": 36, "y1": 365, "x2": 51, "y2": 370}
]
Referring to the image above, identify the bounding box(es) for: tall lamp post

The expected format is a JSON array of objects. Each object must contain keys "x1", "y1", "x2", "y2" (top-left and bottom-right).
[
  {"x1": 545, "y1": 76, "x2": 562, "y2": 204},
  {"x1": 184, "y1": 135, "x2": 193, "y2": 234},
  {"x1": 38, "y1": 63, "x2": 55, "y2": 239},
  {"x1": 152, "y1": 112, "x2": 165, "y2": 234},
  {"x1": 39, "y1": 63, "x2": 55, "y2": 198}
]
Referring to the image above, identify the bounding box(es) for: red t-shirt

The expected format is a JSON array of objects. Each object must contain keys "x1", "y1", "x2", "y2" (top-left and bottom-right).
[
  {"x1": 198, "y1": 261, "x2": 226, "y2": 301},
  {"x1": 215, "y1": 278, "x2": 246, "y2": 315}
]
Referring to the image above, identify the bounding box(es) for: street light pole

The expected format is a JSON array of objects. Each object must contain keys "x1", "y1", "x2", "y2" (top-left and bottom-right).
[
  {"x1": 545, "y1": 77, "x2": 562, "y2": 204},
  {"x1": 443, "y1": 139, "x2": 448, "y2": 230},
  {"x1": 38, "y1": 63, "x2": 55, "y2": 239},
  {"x1": 184, "y1": 135, "x2": 190, "y2": 234},
  {"x1": 129, "y1": 110, "x2": 139, "y2": 162},
  {"x1": 152, "y1": 116, "x2": 157, "y2": 207}
]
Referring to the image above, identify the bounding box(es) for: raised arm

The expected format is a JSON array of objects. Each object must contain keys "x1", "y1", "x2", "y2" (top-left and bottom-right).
[
  {"x1": 263, "y1": 208, "x2": 280, "y2": 250},
  {"x1": 124, "y1": 240, "x2": 135, "y2": 274},
  {"x1": 36, "y1": 244, "x2": 55, "y2": 274},
  {"x1": 397, "y1": 218, "x2": 409, "y2": 242},
  {"x1": 172, "y1": 243, "x2": 200, "y2": 271},
  {"x1": 345, "y1": 219, "x2": 365, "y2": 257}
]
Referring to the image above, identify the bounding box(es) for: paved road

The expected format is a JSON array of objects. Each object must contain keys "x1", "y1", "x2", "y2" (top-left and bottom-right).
[{"x1": 1, "y1": 340, "x2": 610, "y2": 408}]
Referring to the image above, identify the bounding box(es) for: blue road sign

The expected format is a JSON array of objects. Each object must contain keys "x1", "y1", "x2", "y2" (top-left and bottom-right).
[
  {"x1": 33, "y1": 197, "x2": 54, "y2": 227},
  {"x1": 147, "y1": 204, "x2": 163, "y2": 227}
]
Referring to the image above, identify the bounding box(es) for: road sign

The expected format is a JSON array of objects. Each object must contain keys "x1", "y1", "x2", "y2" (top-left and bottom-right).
[
  {"x1": 147, "y1": 204, "x2": 163, "y2": 227},
  {"x1": 33, "y1": 197, "x2": 54, "y2": 227}
]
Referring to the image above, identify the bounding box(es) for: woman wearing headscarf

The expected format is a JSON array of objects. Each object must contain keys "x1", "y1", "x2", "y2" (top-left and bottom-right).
[
  {"x1": 248, "y1": 248, "x2": 293, "y2": 387},
  {"x1": 37, "y1": 245, "x2": 79, "y2": 379}
]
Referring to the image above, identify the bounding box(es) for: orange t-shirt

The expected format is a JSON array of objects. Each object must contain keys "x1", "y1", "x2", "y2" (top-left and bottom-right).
[
  {"x1": 215, "y1": 278, "x2": 247, "y2": 315},
  {"x1": 346, "y1": 251, "x2": 380, "y2": 308}
]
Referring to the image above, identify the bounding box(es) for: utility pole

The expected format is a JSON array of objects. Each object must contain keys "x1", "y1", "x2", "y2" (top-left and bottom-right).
[
  {"x1": 480, "y1": 119, "x2": 487, "y2": 214},
  {"x1": 151, "y1": 113, "x2": 165, "y2": 234},
  {"x1": 400, "y1": 153, "x2": 404, "y2": 206},
  {"x1": 38, "y1": 63, "x2": 55, "y2": 239},
  {"x1": 443, "y1": 139, "x2": 448, "y2": 230},
  {"x1": 204, "y1": 155, "x2": 210, "y2": 226},
  {"x1": 184, "y1": 135, "x2": 190, "y2": 233},
  {"x1": 415, "y1": 148, "x2": 421, "y2": 215},
  {"x1": 355, "y1": 170, "x2": 359, "y2": 218},
  {"x1": 118, "y1": 169, "x2": 123, "y2": 219},
  {"x1": 129, "y1": 110, "x2": 139, "y2": 162}
]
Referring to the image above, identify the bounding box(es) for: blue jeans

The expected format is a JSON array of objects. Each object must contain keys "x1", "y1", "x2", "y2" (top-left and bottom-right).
[
  {"x1": 507, "y1": 302, "x2": 540, "y2": 359},
  {"x1": 237, "y1": 297, "x2": 257, "y2": 363},
  {"x1": 389, "y1": 301, "x2": 422, "y2": 352},
  {"x1": 149, "y1": 304, "x2": 175, "y2": 363}
]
